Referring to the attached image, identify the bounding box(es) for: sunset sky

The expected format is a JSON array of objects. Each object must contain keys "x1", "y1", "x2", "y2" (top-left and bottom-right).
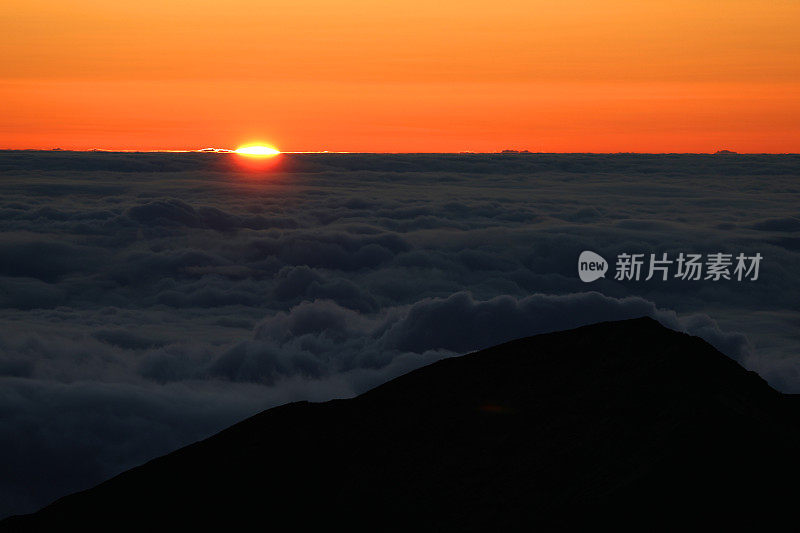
[{"x1": 1, "y1": 0, "x2": 798, "y2": 152}]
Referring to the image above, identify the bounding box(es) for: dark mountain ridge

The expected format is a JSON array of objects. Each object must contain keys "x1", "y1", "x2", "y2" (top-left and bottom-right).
[{"x1": 5, "y1": 317, "x2": 800, "y2": 530}]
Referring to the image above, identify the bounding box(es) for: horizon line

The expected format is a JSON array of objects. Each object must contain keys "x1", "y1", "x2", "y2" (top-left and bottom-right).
[{"x1": 1, "y1": 148, "x2": 798, "y2": 155}]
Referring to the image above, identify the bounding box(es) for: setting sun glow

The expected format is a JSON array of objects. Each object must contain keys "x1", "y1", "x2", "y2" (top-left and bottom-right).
[
  {"x1": 0, "y1": 0, "x2": 798, "y2": 152},
  {"x1": 234, "y1": 145, "x2": 281, "y2": 157}
]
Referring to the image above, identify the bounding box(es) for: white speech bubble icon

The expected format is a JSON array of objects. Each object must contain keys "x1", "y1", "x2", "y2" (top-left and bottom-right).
[{"x1": 578, "y1": 250, "x2": 608, "y2": 282}]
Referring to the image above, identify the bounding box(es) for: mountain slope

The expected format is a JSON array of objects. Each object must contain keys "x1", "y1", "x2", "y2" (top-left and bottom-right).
[{"x1": 5, "y1": 317, "x2": 800, "y2": 530}]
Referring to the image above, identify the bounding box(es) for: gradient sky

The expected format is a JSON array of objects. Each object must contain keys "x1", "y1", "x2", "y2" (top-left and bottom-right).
[{"x1": 1, "y1": 0, "x2": 798, "y2": 152}]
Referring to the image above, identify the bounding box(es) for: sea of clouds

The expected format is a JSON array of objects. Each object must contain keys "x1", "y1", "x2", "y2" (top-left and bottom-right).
[{"x1": 1, "y1": 151, "x2": 798, "y2": 517}]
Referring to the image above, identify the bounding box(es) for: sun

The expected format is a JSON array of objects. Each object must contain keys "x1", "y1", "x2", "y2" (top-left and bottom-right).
[{"x1": 234, "y1": 145, "x2": 280, "y2": 157}]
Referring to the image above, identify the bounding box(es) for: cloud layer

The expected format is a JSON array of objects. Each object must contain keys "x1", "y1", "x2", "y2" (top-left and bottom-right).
[{"x1": 1, "y1": 151, "x2": 798, "y2": 517}]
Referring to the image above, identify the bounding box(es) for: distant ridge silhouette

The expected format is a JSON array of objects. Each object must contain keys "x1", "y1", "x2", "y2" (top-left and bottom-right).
[{"x1": 5, "y1": 317, "x2": 800, "y2": 531}]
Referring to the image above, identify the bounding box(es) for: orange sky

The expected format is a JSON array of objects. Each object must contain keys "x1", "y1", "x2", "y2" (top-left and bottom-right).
[{"x1": 1, "y1": 0, "x2": 798, "y2": 152}]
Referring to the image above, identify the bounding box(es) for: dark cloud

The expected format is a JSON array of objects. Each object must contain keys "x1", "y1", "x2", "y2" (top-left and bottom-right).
[
  {"x1": 751, "y1": 216, "x2": 800, "y2": 232},
  {"x1": 0, "y1": 240, "x2": 102, "y2": 282},
  {"x1": 0, "y1": 277, "x2": 65, "y2": 309},
  {"x1": 273, "y1": 266, "x2": 378, "y2": 312},
  {"x1": 126, "y1": 198, "x2": 299, "y2": 231},
  {"x1": 124, "y1": 292, "x2": 749, "y2": 387},
  {"x1": 91, "y1": 329, "x2": 169, "y2": 350}
]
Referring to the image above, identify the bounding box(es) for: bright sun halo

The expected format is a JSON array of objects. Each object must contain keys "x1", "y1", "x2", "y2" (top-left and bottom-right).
[{"x1": 234, "y1": 145, "x2": 280, "y2": 156}]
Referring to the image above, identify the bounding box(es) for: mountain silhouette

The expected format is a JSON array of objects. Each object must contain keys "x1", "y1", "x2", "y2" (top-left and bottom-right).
[{"x1": 4, "y1": 317, "x2": 800, "y2": 531}]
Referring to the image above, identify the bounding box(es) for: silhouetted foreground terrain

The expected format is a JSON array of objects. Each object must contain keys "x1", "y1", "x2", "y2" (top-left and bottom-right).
[{"x1": 5, "y1": 317, "x2": 800, "y2": 531}]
